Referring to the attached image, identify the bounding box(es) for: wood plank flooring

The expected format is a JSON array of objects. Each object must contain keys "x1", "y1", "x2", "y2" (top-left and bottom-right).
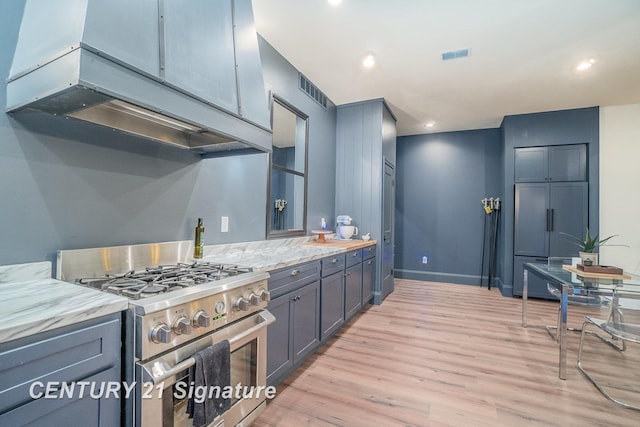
[{"x1": 253, "y1": 279, "x2": 640, "y2": 427}]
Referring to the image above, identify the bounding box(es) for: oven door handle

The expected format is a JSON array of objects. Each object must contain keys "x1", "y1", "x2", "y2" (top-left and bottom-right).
[{"x1": 142, "y1": 310, "x2": 276, "y2": 385}]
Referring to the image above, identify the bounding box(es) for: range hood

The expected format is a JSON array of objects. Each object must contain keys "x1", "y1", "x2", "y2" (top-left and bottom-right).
[{"x1": 6, "y1": 0, "x2": 272, "y2": 154}]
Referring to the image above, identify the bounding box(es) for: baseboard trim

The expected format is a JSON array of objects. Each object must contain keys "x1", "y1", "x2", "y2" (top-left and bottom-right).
[{"x1": 394, "y1": 269, "x2": 512, "y2": 296}]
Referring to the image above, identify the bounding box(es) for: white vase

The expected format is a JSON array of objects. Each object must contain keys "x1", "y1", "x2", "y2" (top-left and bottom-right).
[{"x1": 579, "y1": 251, "x2": 598, "y2": 266}]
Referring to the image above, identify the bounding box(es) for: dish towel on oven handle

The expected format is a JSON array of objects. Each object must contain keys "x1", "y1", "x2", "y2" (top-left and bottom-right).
[{"x1": 187, "y1": 340, "x2": 231, "y2": 427}]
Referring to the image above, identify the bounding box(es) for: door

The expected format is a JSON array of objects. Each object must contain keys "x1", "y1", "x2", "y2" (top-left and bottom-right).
[
  {"x1": 344, "y1": 264, "x2": 362, "y2": 320},
  {"x1": 382, "y1": 160, "x2": 395, "y2": 300},
  {"x1": 514, "y1": 146, "x2": 549, "y2": 182},
  {"x1": 549, "y1": 182, "x2": 588, "y2": 257},
  {"x1": 361, "y1": 257, "x2": 375, "y2": 306},
  {"x1": 292, "y1": 281, "x2": 320, "y2": 363},
  {"x1": 548, "y1": 145, "x2": 587, "y2": 182},
  {"x1": 320, "y1": 272, "x2": 344, "y2": 341},
  {"x1": 514, "y1": 183, "x2": 549, "y2": 257},
  {"x1": 266, "y1": 295, "x2": 292, "y2": 384}
]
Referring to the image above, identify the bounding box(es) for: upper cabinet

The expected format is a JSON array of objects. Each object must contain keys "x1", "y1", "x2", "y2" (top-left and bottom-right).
[{"x1": 514, "y1": 144, "x2": 587, "y2": 182}]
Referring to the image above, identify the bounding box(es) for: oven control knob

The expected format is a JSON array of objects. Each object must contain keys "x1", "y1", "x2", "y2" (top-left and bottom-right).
[
  {"x1": 259, "y1": 289, "x2": 271, "y2": 302},
  {"x1": 193, "y1": 310, "x2": 211, "y2": 328},
  {"x1": 234, "y1": 297, "x2": 250, "y2": 311},
  {"x1": 249, "y1": 293, "x2": 261, "y2": 306},
  {"x1": 150, "y1": 323, "x2": 171, "y2": 344},
  {"x1": 215, "y1": 301, "x2": 226, "y2": 314},
  {"x1": 172, "y1": 316, "x2": 192, "y2": 335}
]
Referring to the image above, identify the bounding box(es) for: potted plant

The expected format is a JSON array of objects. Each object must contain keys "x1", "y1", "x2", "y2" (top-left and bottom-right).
[{"x1": 561, "y1": 228, "x2": 624, "y2": 265}]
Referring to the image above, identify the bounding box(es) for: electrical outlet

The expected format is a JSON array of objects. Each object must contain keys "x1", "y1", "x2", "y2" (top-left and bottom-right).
[
  {"x1": 221, "y1": 216, "x2": 229, "y2": 233},
  {"x1": 422, "y1": 256, "x2": 428, "y2": 265}
]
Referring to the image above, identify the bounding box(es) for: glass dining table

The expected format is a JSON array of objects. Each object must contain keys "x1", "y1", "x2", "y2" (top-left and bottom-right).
[{"x1": 521, "y1": 262, "x2": 637, "y2": 380}]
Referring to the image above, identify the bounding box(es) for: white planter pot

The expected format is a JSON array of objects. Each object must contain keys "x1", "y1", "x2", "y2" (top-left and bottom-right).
[{"x1": 579, "y1": 251, "x2": 598, "y2": 266}]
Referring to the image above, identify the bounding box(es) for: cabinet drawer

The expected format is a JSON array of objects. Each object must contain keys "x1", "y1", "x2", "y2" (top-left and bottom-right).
[
  {"x1": 0, "y1": 365, "x2": 120, "y2": 427},
  {"x1": 0, "y1": 314, "x2": 121, "y2": 414},
  {"x1": 346, "y1": 249, "x2": 363, "y2": 268},
  {"x1": 362, "y1": 245, "x2": 376, "y2": 260},
  {"x1": 269, "y1": 261, "x2": 321, "y2": 299},
  {"x1": 321, "y1": 254, "x2": 345, "y2": 277}
]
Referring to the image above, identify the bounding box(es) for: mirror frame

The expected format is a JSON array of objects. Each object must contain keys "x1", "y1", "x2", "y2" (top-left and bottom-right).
[{"x1": 266, "y1": 93, "x2": 309, "y2": 239}]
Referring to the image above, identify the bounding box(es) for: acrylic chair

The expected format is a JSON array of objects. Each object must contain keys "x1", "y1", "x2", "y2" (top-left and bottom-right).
[
  {"x1": 545, "y1": 282, "x2": 612, "y2": 342},
  {"x1": 577, "y1": 290, "x2": 640, "y2": 410}
]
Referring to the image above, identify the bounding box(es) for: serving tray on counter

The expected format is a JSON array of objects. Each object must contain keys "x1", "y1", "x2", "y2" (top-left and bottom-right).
[{"x1": 576, "y1": 264, "x2": 624, "y2": 275}]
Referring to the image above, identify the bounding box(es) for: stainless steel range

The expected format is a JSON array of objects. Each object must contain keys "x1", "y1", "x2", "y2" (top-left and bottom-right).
[{"x1": 57, "y1": 241, "x2": 274, "y2": 427}]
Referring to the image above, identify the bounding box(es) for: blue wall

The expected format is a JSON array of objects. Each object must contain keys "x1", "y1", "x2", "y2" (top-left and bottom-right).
[
  {"x1": 258, "y1": 36, "x2": 337, "y2": 232},
  {"x1": 0, "y1": 3, "x2": 337, "y2": 269},
  {"x1": 395, "y1": 129, "x2": 502, "y2": 285}
]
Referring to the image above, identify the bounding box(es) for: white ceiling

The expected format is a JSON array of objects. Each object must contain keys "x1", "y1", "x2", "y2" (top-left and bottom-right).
[{"x1": 253, "y1": 0, "x2": 640, "y2": 136}]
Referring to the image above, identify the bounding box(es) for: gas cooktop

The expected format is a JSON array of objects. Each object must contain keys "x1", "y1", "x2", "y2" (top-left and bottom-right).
[{"x1": 75, "y1": 262, "x2": 253, "y2": 300}]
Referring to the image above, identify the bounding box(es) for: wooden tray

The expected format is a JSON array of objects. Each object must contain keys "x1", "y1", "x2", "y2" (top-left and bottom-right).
[{"x1": 576, "y1": 264, "x2": 623, "y2": 275}]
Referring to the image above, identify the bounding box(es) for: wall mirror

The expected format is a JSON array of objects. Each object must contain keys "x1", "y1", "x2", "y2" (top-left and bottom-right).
[{"x1": 267, "y1": 95, "x2": 308, "y2": 238}]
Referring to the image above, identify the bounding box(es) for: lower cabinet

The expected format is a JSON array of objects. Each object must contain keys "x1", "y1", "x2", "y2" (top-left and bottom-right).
[
  {"x1": 362, "y1": 256, "x2": 376, "y2": 306},
  {"x1": 513, "y1": 256, "x2": 554, "y2": 299},
  {"x1": 266, "y1": 262, "x2": 321, "y2": 387},
  {"x1": 0, "y1": 313, "x2": 122, "y2": 426},
  {"x1": 320, "y1": 271, "x2": 345, "y2": 341},
  {"x1": 344, "y1": 263, "x2": 362, "y2": 321},
  {"x1": 267, "y1": 246, "x2": 376, "y2": 386}
]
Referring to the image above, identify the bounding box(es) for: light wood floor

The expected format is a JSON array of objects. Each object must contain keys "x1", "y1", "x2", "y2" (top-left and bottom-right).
[{"x1": 254, "y1": 279, "x2": 640, "y2": 427}]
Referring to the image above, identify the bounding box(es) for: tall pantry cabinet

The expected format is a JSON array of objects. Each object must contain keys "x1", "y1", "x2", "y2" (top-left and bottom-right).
[
  {"x1": 336, "y1": 99, "x2": 397, "y2": 304},
  {"x1": 513, "y1": 144, "x2": 588, "y2": 298}
]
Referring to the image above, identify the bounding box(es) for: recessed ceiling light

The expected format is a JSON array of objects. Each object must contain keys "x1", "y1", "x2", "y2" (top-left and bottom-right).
[
  {"x1": 576, "y1": 58, "x2": 595, "y2": 71},
  {"x1": 362, "y1": 54, "x2": 376, "y2": 68},
  {"x1": 328, "y1": 0, "x2": 342, "y2": 6},
  {"x1": 424, "y1": 122, "x2": 435, "y2": 128}
]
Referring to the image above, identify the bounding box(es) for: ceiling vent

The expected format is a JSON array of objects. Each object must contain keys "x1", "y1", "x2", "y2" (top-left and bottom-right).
[
  {"x1": 441, "y1": 48, "x2": 470, "y2": 61},
  {"x1": 299, "y1": 73, "x2": 327, "y2": 109}
]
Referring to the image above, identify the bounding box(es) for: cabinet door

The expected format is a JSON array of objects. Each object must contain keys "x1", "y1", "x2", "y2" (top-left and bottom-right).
[
  {"x1": 0, "y1": 366, "x2": 120, "y2": 427},
  {"x1": 362, "y1": 257, "x2": 376, "y2": 306},
  {"x1": 266, "y1": 294, "x2": 292, "y2": 384},
  {"x1": 514, "y1": 183, "x2": 550, "y2": 257},
  {"x1": 549, "y1": 145, "x2": 587, "y2": 182},
  {"x1": 292, "y1": 281, "x2": 320, "y2": 363},
  {"x1": 513, "y1": 256, "x2": 553, "y2": 299},
  {"x1": 514, "y1": 147, "x2": 548, "y2": 182},
  {"x1": 320, "y1": 272, "x2": 345, "y2": 341},
  {"x1": 549, "y1": 182, "x2": 588, "y2": 257},
  {"x1": 344, "y1": 264, "x2": 362, "y2": 321}
]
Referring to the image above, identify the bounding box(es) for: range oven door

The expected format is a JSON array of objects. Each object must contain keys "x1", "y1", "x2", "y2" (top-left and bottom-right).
[{"x1": 136, "y1": 310, "x2": 275, "y2": 427}]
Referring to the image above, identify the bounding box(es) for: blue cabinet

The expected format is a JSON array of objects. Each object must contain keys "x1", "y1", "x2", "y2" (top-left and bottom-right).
[
  {"x1": 513, "y1": 256, "x2": 551, "y2": 299},
  {"x1": 266, "y1": 262, "x2": 320, "y2": 386},
  {"x1": 336, "y1": 99, "x2": 397, "y2": 304},
  {"x1": 344, "y1": 262, "x2": 362, "y2": 321},
  {"x1": 515, "y1": 144, "x2": 587, "y2": 182},
  {"x1": 0, "y1": 313, "x2": 121, "y2": 426},
  {"x1": 362, "y1": 256, "x2": 376, "y2": 306},
  {"x1": 320, "y1": 254, "x2": 345, "y2": 342},
  {"x1": 514, "y1": 182, "x2": 588, "y2": 258}
]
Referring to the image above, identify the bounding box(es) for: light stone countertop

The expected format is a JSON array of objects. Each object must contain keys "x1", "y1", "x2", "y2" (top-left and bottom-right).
[
  {"x1": 201, "y1": 237, "x2": 376, "y2": 271},
  {"x1": 0, "y1": 237, "x2": 377, "y2": 343},
  {"x1": 202, "y1": 243, "x2": 345, "y2": 271},
  {"x1": 0, "y1": 261, "x2": 129, "y2": 344}
]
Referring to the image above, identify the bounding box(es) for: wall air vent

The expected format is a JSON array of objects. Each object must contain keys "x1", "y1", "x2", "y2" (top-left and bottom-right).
[
  {"x1": 299, "y1": 73, "x2": 328, "y2": 109},
  {"x1": 441, "y1": 48, "x2": 470, "y2": 61}
]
